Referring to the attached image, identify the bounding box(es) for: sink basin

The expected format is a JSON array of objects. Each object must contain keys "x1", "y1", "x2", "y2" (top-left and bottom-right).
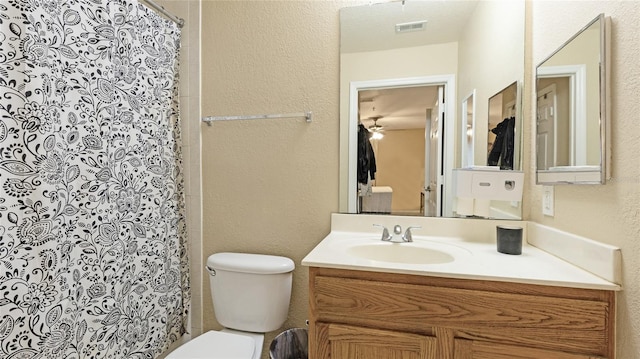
[{"x1": 346, "y1": 243, "x2": 455, "y2": 264}]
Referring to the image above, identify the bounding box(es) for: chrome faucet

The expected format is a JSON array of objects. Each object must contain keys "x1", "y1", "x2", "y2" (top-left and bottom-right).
[
  {"x1": 373, "y1": 224, "x2": 421, "y2": 243},
  {"x1": 373, "y1": 224, "x2": 392, "y2": 241},
  {"x1": 393, "y1": 225, "x2": 402, "y2": 237},
  {"x1": 402, "y1": 226, "x2": 421, "y2": 242}
]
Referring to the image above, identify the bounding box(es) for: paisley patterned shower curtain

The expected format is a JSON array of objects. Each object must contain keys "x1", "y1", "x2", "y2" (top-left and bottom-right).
[{"x1": 0, "y1": 1, "x2": 189, "y2": 358}]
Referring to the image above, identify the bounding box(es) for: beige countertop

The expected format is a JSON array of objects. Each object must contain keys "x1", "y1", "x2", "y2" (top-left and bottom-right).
[{"x1": 302, "y1": 214, "x2": 621, "y2": 291}]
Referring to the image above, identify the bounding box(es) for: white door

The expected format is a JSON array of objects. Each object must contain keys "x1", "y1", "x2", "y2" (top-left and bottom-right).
[
  {"x1": 424, "y1": 86, "x2": 445, "y2": 216},
  {"x1": 537, "y1": 84, "x2": 557, "y2": 170}
]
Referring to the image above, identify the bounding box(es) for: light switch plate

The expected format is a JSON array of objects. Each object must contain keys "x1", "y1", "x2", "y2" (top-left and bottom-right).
[{"x1": 542, "y1": 186, "x2": 554, "y2": 216}]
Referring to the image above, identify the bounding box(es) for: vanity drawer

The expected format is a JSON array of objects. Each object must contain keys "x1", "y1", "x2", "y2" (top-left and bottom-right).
[{"x1": 310, "y1": 268, "x2": 614, "y2": 357}]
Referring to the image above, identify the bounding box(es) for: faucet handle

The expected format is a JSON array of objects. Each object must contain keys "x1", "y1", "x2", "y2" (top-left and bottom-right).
[
  {"x1": 373, "y1": 224, "x2": 391, "y2": 241},
  {"x1": 403, "y1": 226, "x2": 422, "y2": 242}
]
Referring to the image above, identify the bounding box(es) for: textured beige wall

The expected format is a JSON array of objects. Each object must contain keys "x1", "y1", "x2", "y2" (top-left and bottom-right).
[
  {"x1": 528, "y1": 2, "x2": 640, "y2": 357},
  {"x1": 196, "y1": 1, "x2": 640, "y2": 358},
  {"x1": 200, "y1": 1, "x2": 346, "y2": 357}
]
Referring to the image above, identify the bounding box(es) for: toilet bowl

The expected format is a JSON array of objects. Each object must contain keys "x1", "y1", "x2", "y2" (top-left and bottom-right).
[{"x1": 166, "y1": 252, "x2": 295, "y2": 359}]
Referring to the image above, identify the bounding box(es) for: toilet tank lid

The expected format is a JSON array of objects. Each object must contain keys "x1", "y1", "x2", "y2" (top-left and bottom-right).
[{"x1": 207, "y1": 252, "x2": 295, "y2": 274}]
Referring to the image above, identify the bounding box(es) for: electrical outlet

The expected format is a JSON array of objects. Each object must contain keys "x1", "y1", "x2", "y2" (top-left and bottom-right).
[{"x1": 542, "y1": 186, "x2": 554, "y2": 216}]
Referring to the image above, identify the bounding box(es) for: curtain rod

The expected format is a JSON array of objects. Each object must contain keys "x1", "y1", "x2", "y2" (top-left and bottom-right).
[{"x1": 141, "y1": 0, "x2": 185, "y2": 28}]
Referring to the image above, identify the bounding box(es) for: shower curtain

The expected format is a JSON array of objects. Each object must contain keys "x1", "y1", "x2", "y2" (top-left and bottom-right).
[{"x1": 0, "y1": 1, "x2": 189, "y2": 358}]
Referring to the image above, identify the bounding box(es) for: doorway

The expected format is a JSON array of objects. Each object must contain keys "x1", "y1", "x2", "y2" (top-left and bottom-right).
[
  {"x1": 536, "y1": 83, "x2": 558, "y2": 170},
  {"x1": 347, "y1": 75, "x2": 456, "y2": 217}
]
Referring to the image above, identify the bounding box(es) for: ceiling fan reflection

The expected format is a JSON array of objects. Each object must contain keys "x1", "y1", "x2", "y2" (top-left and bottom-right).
[{"x1": 368, "y1": 116, "x2": 384, "y2": 139}]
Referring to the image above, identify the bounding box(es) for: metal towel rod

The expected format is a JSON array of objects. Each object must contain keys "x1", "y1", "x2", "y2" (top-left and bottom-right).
[{"x1": 202, "y1": 112, "x2": 312, "y2": 126}]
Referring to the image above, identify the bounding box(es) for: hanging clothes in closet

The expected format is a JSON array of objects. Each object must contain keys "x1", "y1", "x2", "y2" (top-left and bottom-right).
[{"x1": 487, "y1": 116, "x2": 515, "y2": 170}]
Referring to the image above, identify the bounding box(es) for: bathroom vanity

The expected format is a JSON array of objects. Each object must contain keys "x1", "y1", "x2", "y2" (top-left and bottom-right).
[
  {"x1": 308, "y1": 267, "x2": 614, "y2": 359},
  {"x1": 303, "y1": 214, "x2": 620, "y2": 359}
]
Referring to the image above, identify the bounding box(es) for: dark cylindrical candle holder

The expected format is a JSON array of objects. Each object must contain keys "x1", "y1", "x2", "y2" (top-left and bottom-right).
[{"x1": 496, "y1": 225, "x2": 523, "y2": 255}]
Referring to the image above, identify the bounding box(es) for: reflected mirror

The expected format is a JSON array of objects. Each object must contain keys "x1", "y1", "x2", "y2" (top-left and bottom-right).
[
  {"x1": 339, "y1": 0, "x2": 525, "y2": 219},
  {"x1": 461, "y1": 90, "x2": 476, "y2": 169},
  {"x1": 536, "y1": 14, "x2": 610, "y2": 184},
  {"x1": 487, "y1": 82, "x2": 518, "y2": 170}
]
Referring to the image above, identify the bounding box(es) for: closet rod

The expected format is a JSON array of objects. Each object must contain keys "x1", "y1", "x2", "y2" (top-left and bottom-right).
[
  {"x1": 202, "y1": 112, "x2": 313, "y2": 126},
  {"x1": 141, "y1": 0, "x2": 185, "y2": 28}
]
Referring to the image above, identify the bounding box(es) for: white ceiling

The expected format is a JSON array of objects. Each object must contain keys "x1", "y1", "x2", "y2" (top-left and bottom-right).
[
  {"x1": 341, "y1": 1, "x2": 478, "y2": 53},
  {"x1": 359, "y1": 86, "x2": 439, "y2": 131},
  {"x1": 343, "y1": 0, "x2": 479, "y2": 132}
]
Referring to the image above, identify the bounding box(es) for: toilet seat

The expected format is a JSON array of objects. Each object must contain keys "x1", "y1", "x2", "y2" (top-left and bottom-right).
[{"x1": 166, "y1": 330, "x2": 255, "y2": 359}]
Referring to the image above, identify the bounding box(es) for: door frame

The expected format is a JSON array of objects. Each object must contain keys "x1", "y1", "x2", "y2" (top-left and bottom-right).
[
  {"x1": 347, "y1": 75, "x2": 456, "y2": 216},
  {"x1": 537, "y1": 64, "x2": 587, "y2": 166}
]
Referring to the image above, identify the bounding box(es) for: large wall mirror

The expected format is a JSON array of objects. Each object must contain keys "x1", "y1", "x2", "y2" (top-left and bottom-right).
[
  {"x1": 339, "y1": 0, "x2": 525, "y2": 219},
  {"x1": 536, "y1": 14, "x2": 610, "y2": 184}
]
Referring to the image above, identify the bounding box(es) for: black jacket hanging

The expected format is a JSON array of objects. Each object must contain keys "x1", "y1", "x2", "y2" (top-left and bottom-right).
[
  {"x1": 487, "y1": 117, "x2": 515, "y2": 170},
  {"x1": 357, "y1": 124, "x2": 376, "y2": 184},
  {"x1": 500, "y1": 116, "x2": 515, "y2": 169}
]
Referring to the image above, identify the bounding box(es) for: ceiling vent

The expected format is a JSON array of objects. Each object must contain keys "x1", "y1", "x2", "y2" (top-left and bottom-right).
[{"x1": 395, "y1": 20, "x2": 427, "y2": 33}]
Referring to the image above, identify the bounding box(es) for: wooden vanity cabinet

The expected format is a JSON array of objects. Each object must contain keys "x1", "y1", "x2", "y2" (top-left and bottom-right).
[{"x1": 308, "y1": 267, "x2": 615, "y2": 359}]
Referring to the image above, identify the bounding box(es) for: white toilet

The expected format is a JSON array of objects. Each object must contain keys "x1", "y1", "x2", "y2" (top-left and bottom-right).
[{"x1": 167, "y1": 252, "x2": 295, "y2": 359}]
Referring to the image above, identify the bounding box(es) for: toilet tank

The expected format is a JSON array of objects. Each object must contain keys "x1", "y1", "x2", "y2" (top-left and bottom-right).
[{"x1": 206, "y1": 252, "x2": 295, "y2": 333}]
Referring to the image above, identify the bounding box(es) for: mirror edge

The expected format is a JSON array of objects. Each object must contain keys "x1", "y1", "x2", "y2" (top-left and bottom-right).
[
  {"x1": 602, "y1": 14, "x2": 612, "y2": 183},
  {"x1": 535, "y1": 13, "x2": 610, "y2": 185}
]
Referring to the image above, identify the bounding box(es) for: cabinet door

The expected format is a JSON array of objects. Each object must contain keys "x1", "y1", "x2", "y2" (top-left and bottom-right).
[
  {"x1": 454, "y1": 339, "x2": 605, "y2": 359},
  {"x1": 316, "y1": 323, "x2": 437, "y2": 359}
]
